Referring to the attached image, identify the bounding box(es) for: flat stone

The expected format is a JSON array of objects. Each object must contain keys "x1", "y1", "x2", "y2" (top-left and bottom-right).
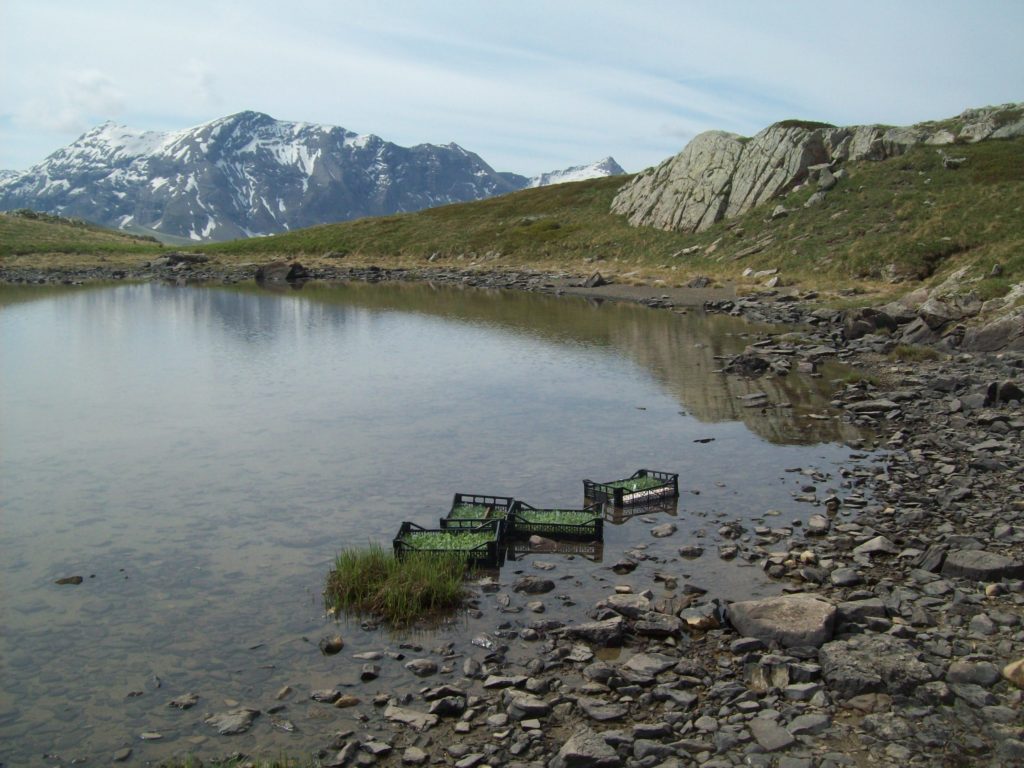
[
  {"x1": 807, "y1": 514, "x2": 830, "y2": 534},
  {"x1": 504, "y1": 691, "x2": 551, "y2": 719},
  {"x1": 384, "y1": 704, "x2": 438, "y2": 731},
  {"x1": 203, "y1": 708, "x2": 259, "y2": 735},
  {"x1": 167, "y1": 693, "x2": 199, "y2": 710},
  {"x1": 550, "y1": 725, "x2": 622, "y2": 768},
  {"x1": 578, "y1": 696, "x2": 628, "y2": 721},
  {"x1": 604, "y1": 593, "x2": 651, "y2": 619},
  {"x1": 830, "y1": 567, "x2": 863, "y2": 587},
  {"x1": 483, "y1": 674, "x2": 528, "y2": 689},
  {"x1": 634, "y1": 612, "x2": 684, "y2": 638},
  {"x1": 405, "y1": 659, "x2": 438, "y2": 677},
  {"x1": 837, "y1": 598, "x2": 888, "y2": 625},
  {"x1": 428, "y1": 696, "x2": 466, "y2": 717},
  {"x1": 748, "y1": 718, "x2": 796, "y2": 751},
  {"x1": 950, "y1": 682, "x2": 997, "y2": 707},
  {"x1": 820, "y1": 635, "x2": 935, "y2": 699},
  {"x1": 113, "y1": 747, "x2": 132, "y2": 762},
  {"x1": 557, "y1": 616, "x2": 625, "y2": 646},
  {"x1": 727, "y1": 593, "x2": 836, "y2": 648},
  {"x1": 947, "y1": 660, "x2": 1001, "y2": 686},
  {"x1": 787, "y1": 713, "x2": 831, "y2": 735},
  {"x1": 513, "y1": 576, "x2": 556, "y2": 594},
  {"x1": 623, "y1": 652, "x2": 677, "y2": 677},
  {"x1": 650, "y1": 523, "x2": 677, "y2": 538},
  {"x1": 852, "y1": 535, "x2": 899, "y2": 556},
  {"x1": 941, "y1": 549, "x2": 1024, "y2": 581},
  {"x1": 402, "y1": 747, "x2": 428, "y2": 765}
]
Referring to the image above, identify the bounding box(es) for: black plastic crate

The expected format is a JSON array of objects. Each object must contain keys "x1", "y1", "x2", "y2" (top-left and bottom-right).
[
  {"x1": 440, "y1": 492, "x2": 516, "y2": 531},
  {"x1": 393, "y1": 521, "x2": 505, "y2": 569},
  {"x1": 603, "y1": 496, "x2": 679, "y2": 524},
  {"x1": 583, "y1": 469, "x2": 679, "y2": 507},
  {"x1": 506, "y1": 501, "x2": 604, "y2": 541},
  {"x1": 506, "y1": 537, "x2": 604, "y2": 563}
]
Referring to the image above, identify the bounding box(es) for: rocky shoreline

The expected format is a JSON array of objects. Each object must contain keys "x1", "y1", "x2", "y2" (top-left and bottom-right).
[{"x1": 6, "y1": 262, "x2": 1024, "y2": 767}]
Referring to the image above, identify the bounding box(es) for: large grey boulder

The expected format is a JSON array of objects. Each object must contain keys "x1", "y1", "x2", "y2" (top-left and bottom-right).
[
  {"x1": 941, "y1": 549, "x2": 1024, "y2": 582},
  {"x1": 610, "y1": 131, "x2": 743, "y2": 232},
  {"x1": 820, "y1": 634, "x2": 936, "y2": 699},
  {"x1": 726, "y1": 593, "x2": 836, "y2": 648},
  {"x1": 961, "y1": 311, "x2": 1024, "y2": 352},
  {"x1": 723, "y1": 123, "x2": 832, "y2": 219}
]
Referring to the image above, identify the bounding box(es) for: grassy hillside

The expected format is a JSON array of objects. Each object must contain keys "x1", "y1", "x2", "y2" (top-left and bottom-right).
[
  {"x1": 3, "y1": 136, "x2": 1022, "y2": 303},
  {"x1": 0, "y1": 210, "x2": 163, "y2": 257},
  {"x1": 203, "y1": 136, "x2": 1024, "y2": 299}
]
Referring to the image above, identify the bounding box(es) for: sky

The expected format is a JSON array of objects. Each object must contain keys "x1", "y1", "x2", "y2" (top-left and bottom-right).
[{"x1": 1, "y1": 1, "x2": 1022, "y2": 176}]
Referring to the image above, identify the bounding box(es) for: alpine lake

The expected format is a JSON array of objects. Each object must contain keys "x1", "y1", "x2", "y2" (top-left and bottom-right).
[{"x1": 0, "y1": 279, "x2": 879, "y2": 765}]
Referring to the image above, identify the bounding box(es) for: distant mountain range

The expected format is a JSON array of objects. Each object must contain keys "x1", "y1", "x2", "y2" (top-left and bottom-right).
[{"x1": 0, "y1": 111, "x2": 624, "y2": 242}]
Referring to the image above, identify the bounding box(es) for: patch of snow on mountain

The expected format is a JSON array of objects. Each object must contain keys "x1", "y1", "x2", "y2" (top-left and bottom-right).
[{"x1": 528, "y1": 157, "x2": 626, "y2": 188}]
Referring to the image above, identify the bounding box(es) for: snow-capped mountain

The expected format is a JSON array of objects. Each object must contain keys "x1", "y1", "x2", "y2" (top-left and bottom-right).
[
  {"x1": 527, "y1": 157, "x2": 626, "y2": 187},
  {"x1": 0, "y1": 112, "x2": 627, "y2": 242},
  {"x1": 0, "y1": 112, "x2": 534, "y2": 242}
]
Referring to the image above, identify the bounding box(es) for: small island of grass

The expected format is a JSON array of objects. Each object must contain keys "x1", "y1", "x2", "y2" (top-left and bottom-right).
[{"x1": 324, "y1": 543, "x2": 470, "y2": 627}]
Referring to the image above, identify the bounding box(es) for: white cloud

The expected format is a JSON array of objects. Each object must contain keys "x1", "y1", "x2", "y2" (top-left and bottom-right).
[
  {"x1": 181, "y1": 59, "x2": 220, "y2": 108},
  {"x1": 18, "y1": 69, "x2": 125, "y2": 133},
  {"x1": 1, "y1": 0, "x2": 1022, "y2": 173}
]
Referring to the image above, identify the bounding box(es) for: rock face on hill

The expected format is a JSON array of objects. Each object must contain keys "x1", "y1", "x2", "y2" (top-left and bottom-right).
[{"x1": 612, "y1": 103, "x2": 1024, "y2": 233}]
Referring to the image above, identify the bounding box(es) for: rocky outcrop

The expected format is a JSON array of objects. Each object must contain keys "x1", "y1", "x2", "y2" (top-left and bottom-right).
[
  {"x1": 723, "y1": 124, "x2": 835, "y2": 220},
  {"x1": 612, "y1": 103, "x2": 1024, "y2": 233},
  {"x1": 611, "y1": 131, "x2": 743, "y2": 232}
]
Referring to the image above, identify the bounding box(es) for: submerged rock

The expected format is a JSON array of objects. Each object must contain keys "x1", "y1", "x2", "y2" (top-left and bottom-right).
[{"x1": 203, "y1": 707, "x2": 259, "y2": 735}]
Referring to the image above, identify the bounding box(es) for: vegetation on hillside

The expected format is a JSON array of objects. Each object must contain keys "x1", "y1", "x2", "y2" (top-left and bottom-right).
[
  {"x1": 202, "y1": 137, "x2": 1024, "y2": 297},
  {"x1": 0, "y1": 209, "x2": 163, "y2": 256},
  {"x1": 4, "y1": 137, "x2": 1022, "y2": 302}
]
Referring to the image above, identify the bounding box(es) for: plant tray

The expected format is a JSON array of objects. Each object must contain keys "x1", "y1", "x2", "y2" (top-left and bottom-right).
[
  {"x1": 440, "y1": 492, "x2": 516, "y2": 531},
  {"x1": 393, "y1": 521, "x2": 504, "y2": 569},
  {"x1": 584, "y1": 469, "x2": 679, "y2": 507},
  {"x1": 603, "y1": 496, "x2": 679, "y2": 524},
  {"x1": 506, "y1": 501, "x2": 604, "y2": 541},
  {"x1": 506, "y1": 537, "x2": 604, "y2": 563}
]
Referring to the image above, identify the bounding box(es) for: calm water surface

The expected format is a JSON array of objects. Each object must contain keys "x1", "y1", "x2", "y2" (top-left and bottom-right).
[{"x1": 0, "y1": 282, "x2": 870, "y2": 764}]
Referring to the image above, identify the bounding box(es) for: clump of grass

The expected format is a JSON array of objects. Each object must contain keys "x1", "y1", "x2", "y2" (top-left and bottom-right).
[
  {"x1": 324, "y1": 543, "x2": 469, "y2": 627},
  {"x1": 832, "y1": 370, "x2": 881, "y2": 387},
  {"x1": 887, "y1": 344, "x2": 943, "y2": 362}
]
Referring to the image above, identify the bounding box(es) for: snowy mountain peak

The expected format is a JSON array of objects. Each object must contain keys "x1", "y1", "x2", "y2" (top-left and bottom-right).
[
  {"x1": 0, "y1": 112, "x2": 623, "y2": 242},
  {"x1": 528, "y1": 156, "x2": 626, "y2": 188}
]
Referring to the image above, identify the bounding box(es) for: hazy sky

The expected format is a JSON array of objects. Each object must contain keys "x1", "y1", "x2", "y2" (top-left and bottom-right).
[{"x1": 2, "y1": 1, "x2": 1022, "y2": 175}]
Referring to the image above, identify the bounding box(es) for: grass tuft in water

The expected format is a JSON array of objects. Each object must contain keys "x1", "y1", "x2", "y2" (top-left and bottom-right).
[{"x1": 324, "y1": 543, "x2": 469, "y2": 627}]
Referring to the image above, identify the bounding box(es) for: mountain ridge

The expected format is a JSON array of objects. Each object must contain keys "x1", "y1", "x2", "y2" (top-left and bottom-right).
[{"x1": 0, "y1": 111, "x2": 623, "y2": 242}]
